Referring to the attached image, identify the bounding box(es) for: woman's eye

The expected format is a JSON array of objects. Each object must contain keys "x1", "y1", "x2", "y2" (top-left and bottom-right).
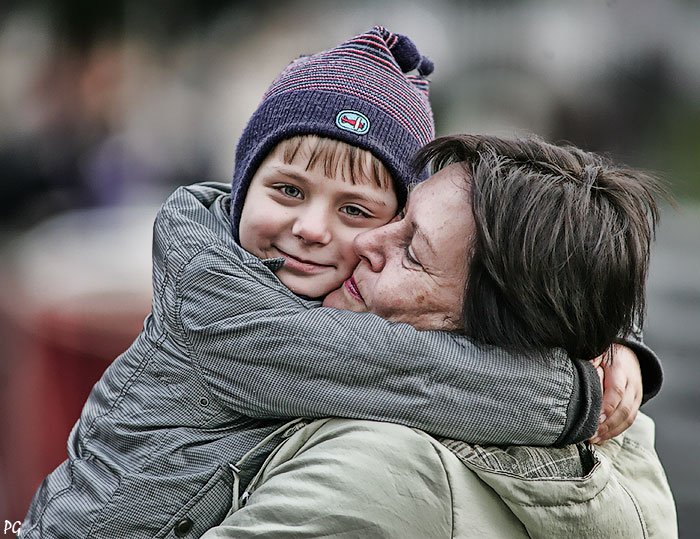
[
  {"x1": 279, "y1": 185, "x2": 302, "y2": 199},
  {"x1": 404, "y1": 245, "x2": 421, "y2": 267},
  {"x1": 341, "y1": 205, "x2": 370, "y2": 218}
]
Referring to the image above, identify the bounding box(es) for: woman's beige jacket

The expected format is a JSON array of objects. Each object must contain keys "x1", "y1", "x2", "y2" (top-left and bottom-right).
[{"x1": 204, "y1": 412, "x2": 677, "y2": 538}]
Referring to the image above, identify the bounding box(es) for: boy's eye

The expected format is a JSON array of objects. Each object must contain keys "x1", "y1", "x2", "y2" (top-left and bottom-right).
[
  {"x1": 277, "y1": 185, "x2": 303, "y2": 199},
  {"x1": 341, "y1": 205, "x2": 370, "y2": 218}
]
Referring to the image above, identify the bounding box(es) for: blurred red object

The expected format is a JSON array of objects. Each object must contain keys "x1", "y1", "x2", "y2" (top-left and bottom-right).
[
  {"x1": 0, "y1": 292, "x2": 149, "y2": 523},
  {"x1": 0, "y1": 205, "x2": 154, "y2": 523}
]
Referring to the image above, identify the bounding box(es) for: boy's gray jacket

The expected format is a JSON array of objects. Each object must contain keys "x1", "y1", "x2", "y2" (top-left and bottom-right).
[{"x1": 20, "y1": 183, "x2": 623, "y2": 538}]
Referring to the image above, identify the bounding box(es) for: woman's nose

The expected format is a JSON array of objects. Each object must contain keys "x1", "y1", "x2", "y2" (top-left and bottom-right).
[
  {"x1": 354, "y1": 224, "x2": 391, "y2": 272},
  {"x1": 291, "y1": 209, "x2": 332, "y2": 245}
]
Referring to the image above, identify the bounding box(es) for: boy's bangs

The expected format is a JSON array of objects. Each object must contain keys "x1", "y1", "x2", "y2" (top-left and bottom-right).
[{"x1": 280, "y1": 135, "x2": 392, "y2": 190}]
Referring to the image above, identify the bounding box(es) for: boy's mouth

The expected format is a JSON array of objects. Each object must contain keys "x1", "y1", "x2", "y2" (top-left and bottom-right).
[
  {"x1": 275, "y1": 247, "x2": 334, "y2": 272},
  {"x1": 344, "y1": 276, "x2": 364, "y2": 303}
]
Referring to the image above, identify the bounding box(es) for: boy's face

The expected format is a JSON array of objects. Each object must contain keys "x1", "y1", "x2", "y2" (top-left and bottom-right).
[{"x1": 239, "y1": 139, "x2": 398, "y2": 298}]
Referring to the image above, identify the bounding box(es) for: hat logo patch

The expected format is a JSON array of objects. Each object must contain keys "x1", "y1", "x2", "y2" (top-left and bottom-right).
[{"x1": 335, "y1": 110, "x2": 370, "y2": 135}]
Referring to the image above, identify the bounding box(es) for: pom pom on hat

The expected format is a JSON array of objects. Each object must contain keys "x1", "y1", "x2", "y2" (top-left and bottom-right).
[
  {"x1": 418, "y1": 56, "x2": 434, "y2": 76},
  {"x1": 388, "y1": 33, "x2": 434, "y2": 76},
  {"x1": 390, "y1": 34, "x2": 422, "y2": 72}
]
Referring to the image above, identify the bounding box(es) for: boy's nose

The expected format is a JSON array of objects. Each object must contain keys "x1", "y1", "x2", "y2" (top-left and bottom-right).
[{"x1": 291, "y1": 209, "x2": 332, "y2": 245}]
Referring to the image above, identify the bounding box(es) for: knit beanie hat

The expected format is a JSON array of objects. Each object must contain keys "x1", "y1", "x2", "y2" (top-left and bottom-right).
[{"x1": 230, "y1": 25, "x2": 435, "y2": 241}]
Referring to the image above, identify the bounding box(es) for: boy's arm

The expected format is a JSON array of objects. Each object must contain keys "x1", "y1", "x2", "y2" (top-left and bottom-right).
[{"x1": 178, "y1": 245, "x2": 600, "y2": 446}]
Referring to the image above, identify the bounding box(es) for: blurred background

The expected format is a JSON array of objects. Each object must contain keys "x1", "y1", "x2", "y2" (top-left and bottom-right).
[{"x1": 0, "y1": 0, "x2": 698, "y2": 535}]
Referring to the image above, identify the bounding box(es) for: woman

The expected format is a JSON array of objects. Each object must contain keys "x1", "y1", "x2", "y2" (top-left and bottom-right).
[{"x1": 202, "y1": 134, "x2": 677, "y2": 538}]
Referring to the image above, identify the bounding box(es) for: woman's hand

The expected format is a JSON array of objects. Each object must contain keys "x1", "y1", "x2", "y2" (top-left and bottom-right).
[{"x1": 590, "y1": 344, "x2": 643, "y2": 444}]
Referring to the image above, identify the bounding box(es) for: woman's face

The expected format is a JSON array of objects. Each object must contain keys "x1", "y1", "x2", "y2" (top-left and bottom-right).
[{"x1": 323, "y1": 164, "x2": 474, "y2": 331}]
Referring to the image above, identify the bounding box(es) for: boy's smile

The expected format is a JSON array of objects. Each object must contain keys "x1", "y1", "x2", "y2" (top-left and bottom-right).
[
  {"x1": 271, "y1": 247, "x2": 335, "y2": 273},
  {"x1": 239, "y1": 137, "x2": 398, "y2": 298}
]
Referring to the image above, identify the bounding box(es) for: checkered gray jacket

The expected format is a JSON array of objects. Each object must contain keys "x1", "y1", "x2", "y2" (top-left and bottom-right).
[{"x1": 21, "y1": 182, "x2": 608, "y2": 538}]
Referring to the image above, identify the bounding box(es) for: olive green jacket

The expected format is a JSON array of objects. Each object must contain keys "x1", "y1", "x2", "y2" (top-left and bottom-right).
[{"x1": 203, "y1": 412, "x2": 677, "y2": 538}]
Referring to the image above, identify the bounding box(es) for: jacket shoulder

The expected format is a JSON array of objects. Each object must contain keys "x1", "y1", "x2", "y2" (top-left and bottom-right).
[
  {"x1": 155, "y1": 182, "x2": 237, "y2": 259},
  {"x1": 209, "y1": 419, "x2": 454, "y2": 538}
]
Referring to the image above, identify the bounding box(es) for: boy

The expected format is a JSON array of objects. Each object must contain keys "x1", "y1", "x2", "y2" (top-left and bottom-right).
[{"x1": 21, "y1": 27, "x2": 646, "y2": 538}]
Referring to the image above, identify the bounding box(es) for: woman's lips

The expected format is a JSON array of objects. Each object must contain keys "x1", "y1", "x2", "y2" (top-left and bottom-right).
[
  {"x1": 275, "y1": 248, "x2": 333, "y2": 273},
  {"x1": 344, "y1": 276, "x2": 364, "y2": 303}
]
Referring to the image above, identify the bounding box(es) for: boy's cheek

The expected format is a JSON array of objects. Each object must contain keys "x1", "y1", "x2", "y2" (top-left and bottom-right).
[
  {"x1": 334, "y1": 246, "x2": 360, "y2": 277},
  {"x1": 240, "y1": 214, "x2": 276, "y2": 253}
]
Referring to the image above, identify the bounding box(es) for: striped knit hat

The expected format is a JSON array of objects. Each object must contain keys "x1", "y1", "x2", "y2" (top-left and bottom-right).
[{"x1": 230, "y1": 25, "x2": 435, "y2": 241}]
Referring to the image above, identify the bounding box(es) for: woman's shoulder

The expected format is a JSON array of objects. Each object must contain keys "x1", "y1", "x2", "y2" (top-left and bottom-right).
[
  {"x1": 252, "y1": 418, "x2": 529, "y2": 538},
  {"x1": 229, "y1": 418, "x2": 455, "y2": 538},
  {"x1": 268, "y1": 418, "x2": 451, "y2": 476}
]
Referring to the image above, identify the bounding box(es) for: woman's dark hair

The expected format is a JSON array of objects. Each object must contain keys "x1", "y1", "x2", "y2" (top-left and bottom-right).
[{"x1": 414, "y1": 134, "x2": 663, "y2": 360}]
